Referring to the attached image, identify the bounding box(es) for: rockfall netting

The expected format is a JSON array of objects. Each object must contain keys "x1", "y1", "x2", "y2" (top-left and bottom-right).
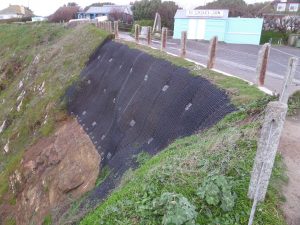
[{"x1": 66, "y1": 40, "x2": 235, "y2": 204}]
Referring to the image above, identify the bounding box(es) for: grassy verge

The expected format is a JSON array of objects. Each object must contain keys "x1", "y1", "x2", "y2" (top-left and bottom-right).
[
  {"x1": 80, "y1": 41, "x2": 285, "y2": 224},
  {"x1": 0, "y1": 23, "x2": 109, "y2": 202}
]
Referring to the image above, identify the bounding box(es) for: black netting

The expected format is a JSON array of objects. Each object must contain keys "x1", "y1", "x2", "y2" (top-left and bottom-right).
[{"x1": 65, "y1": 40, "x2": 235, "y2": 205}]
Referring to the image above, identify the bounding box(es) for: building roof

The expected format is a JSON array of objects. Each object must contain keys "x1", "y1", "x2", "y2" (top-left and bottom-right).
[
  {"x1": 175, "y1": 9, "x2": 229, "y2": 19},
  {"x1": 0, "y1": 5, "x2": 33, "y2": 16},
  {"x1": 85, "y1": 5, "x2": 132, "y2": 15}
]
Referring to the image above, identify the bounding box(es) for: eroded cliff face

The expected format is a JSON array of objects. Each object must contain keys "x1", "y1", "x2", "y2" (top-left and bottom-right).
[{"x1": 1, "y1": 119, "x2": 101, "y2": 225}]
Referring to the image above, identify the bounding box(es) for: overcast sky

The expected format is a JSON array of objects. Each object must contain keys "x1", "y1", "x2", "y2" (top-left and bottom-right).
[{"x1": 0, "y1": 0, "x2": 268, "y2": 16}]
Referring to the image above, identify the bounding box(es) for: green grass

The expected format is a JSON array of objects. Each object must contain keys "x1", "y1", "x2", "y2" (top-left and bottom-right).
[
  {"x1": 80, "y1": 42, "x2": 284, "y2": 224},
  {"x1": 42, "y1": 214, "x2": 52, "y2": 225},
  {"x1": 0, "y1": 23, "x2": 109, "y2": 203},
  {"x1": 81, "y1": 96, "x2": 286, "y2": 225},
  {"x1": 288, "y1": 91, "x2": 300, "y2": 115}
]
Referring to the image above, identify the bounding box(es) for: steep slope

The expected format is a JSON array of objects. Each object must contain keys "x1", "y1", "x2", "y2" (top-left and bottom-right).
[{"x1": 0, "y1": 23, "x2": 108, "y2": 224}]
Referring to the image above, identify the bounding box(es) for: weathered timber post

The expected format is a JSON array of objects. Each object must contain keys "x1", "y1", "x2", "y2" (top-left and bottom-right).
[
  {"x1": 135, "y1": 24, "x2": 140, "y2": 43},
  {"x1": 114, "y1": 21, "x2": 119, "y2": 39},
  {"x1": 181, "y1": 31, "x2": 187, "y2": 57},
  {"x1": 147, "y1": 26, "x2": 152, "y2": 45},
  {"x1": 207, "y1": 36, "x2": 218, "y2": 69},
  {"x1": 247, "y1": 57, "x2": 298, "y2": 225},
  {"x1": 256, "y1": 43, "x2": 270, "y2": 86},
  {"x1": 104, "y1": 22, "x2": 108, "y2": 31},
  {"x1": 108, "y1": 21, "x2": 112, "y2": 33},
  {"x1": 161, "y1": 27, "x2": 168, "y2": 51},
  {"x1": 279, "y1": 57, "x2": 299, "y2": 104}
]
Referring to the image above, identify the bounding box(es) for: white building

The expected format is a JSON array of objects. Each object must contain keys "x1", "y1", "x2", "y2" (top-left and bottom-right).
[{"x1": 0, "y1": 5, "x2": 33, "y2": 20}]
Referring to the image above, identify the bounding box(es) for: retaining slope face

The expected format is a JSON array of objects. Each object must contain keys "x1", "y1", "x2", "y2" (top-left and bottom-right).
[{"x1": 66, "y1": 40, "x2": 235, "y2": 204}]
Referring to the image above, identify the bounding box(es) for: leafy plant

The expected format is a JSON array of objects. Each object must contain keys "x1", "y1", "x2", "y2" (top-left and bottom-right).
[
  {"x1": 152, "y1": 192, "x2": 197, "y2": 225},
  {"x1": 197, "y1": 175, "x2": 236, "y2": 212},
  {"x1": 134, "y1": 151, "x2": 152, "y2": 166}
]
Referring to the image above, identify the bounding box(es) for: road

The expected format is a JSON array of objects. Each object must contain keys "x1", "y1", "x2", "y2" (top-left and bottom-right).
[{"x1": 119, "y1": 32, "x2": 300, "y2": 94}]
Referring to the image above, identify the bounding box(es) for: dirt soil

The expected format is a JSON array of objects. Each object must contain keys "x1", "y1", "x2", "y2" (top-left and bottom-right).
[
  {"x1": 279, "y1": 111, "x2": 300, "y2": 225},
  {"x1": 0, "y1": 119, "x2": 101, "y2": 225}
]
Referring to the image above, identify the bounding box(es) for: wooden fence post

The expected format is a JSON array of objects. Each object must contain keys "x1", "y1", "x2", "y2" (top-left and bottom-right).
[
  {"x1": 181, "y1": 31, "x2": 187, "y2": 57},
  {"x1": 256, "y1": 43, "x2": 271, "y2": 86},
  {"x1": 147, "y1": 26, "x2": 152, "y2": 45},
  {"x1": 161, "y1": 27, "x2": 168, "y2": 51},
  {"x1": 108, "y1": 21, "x2": 112, "y2": 33},
  {"x1": 135, "y1": 24, "x2": 140, "y2": 43},
  {"x1": 114, "y1": 21, "x2": 119, "y2": 39},
  {"x1": 207, "y1": 36, "x2": 218, "y2": 69}
]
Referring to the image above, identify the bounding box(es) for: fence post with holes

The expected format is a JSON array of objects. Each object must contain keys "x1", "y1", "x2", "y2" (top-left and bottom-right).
[
  {"x1": 114, "y1": 21, "x2": 119, "y2": 39},
  {"x1": 207, "y1": 36, "x2": 218, "y2": 69},
  {"x1": 147, "y1": 26, "x2": 152, "y2": 45},
  {"x1": 108, "y1": 21, "x2": 113, "y2": 33},
  {"x1": 256, "y1": 43, "x2": 271, "y2": 86},
  {"x1": 181, "y1": 31, "x2": 187, "y2": 57},
  {"x1": 279, "y1": 57, "x2": 299, "y2": 104},
  {"x1": 135, "y1": 24, "x2": 140, "y2": 43},
  {"x1": 247, "y1": 57, "x2": 298, "y2": 225},
  {"x1": 161, "y1": 27, "x2": 168, "y2": 51}
]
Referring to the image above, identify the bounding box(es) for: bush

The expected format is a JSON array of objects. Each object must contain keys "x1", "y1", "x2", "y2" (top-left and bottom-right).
[
  {"x1": 131, "y1": 19, "x2": 154, "y2": 33},
  {"x1": 260, "y1": 31, "x2": 289, "y2": 45}
]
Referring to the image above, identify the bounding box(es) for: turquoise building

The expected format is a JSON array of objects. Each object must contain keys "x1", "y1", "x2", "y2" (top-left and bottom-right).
[{"x1": 173, "y1": 10, "x2": 264, "y2": 45}]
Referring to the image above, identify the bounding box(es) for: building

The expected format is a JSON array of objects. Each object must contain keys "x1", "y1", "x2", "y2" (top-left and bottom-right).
[
  {"x1": 77, "y1": 5, "x2": 133, "y2": 23},
  {"x1": 0, "y1": 5, "x2": 33, "y2": 20},
  {"x1": 173, "y1": 9, "x2": 264, "y2": 45}
]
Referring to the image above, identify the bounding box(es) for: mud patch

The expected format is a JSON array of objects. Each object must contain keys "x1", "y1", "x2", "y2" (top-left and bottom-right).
[{"x1": 0, "y1": 119, "x2": 100, "y2": 225}]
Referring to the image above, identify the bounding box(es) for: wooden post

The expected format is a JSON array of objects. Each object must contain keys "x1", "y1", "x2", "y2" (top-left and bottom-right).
[
  {"x1": 207, "y1": 36, "x2": 218, "y2": 69},
  {"x1": 147, "y1": 26, "x2": 152, "y2": 45},
  {"x1": 256, "y1": 43, "x2": 271, "y2": 86},
  {"x1": 114, "y1": 21, "x2": 119, "y2": 39},
  {"x1": 181, "y1": 31, "x2": 187, "y2": 57},
  {"x1": 108, "y1": 21, "x2": 112, "y2": 33},
  {"x1": 279, "y1": 57, "x2": 298, "y2": 104},
  {"x1": 161, "y1": 27, "x2": 168, "y2": 51},
  {"x1": 135, "y1": 24, "x2": 140, "y2": 43}
]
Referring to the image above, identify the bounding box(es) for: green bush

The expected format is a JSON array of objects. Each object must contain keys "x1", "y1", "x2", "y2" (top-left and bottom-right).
[
  {"x1": 131, "y1": 20, "x2": 154, "y2": 33},
  {"x1": 260, "y1": 31, "x2": 289, "y2": 45}
]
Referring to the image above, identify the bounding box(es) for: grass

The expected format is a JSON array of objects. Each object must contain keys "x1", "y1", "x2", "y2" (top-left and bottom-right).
[
  {"x1": 81, "y1": 96, "x2": 286, "y2": 225},
  {"x1": 288, "y1": 91, "x2": 300, "y2": 115},
  {"x1": 0, "y1": 23, "x2": 109, "y2": 203},
  {"x1": 79, "y1": 41, "x2": 285, "y2": 224}
]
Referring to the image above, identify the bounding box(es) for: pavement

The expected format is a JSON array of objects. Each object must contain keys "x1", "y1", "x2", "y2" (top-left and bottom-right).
[{"x1": 119, "y1": 32, "x2": 300, "y2": 94}]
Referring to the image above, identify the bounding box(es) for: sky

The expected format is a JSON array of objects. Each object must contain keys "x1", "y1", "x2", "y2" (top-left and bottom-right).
[{"x1": 0, "y1": 0, "x2": 268, "y2": 16}]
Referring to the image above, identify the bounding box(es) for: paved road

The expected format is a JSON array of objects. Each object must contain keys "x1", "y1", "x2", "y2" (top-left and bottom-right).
[{"x1": 119, "y1": 32, "x2": 300, "y2": 94}]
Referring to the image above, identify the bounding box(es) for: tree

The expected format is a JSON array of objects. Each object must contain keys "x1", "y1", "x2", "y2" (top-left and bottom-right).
[
  {"x1": 196, "y1": 0, "x2": 248, "y2": 17},
  {"x1": 158, "y1": 1, "x2": 179, "y2": 29},
  {"x1": 48, "y1": 4, "x2": 80, "y2": 22},
  {"x1": 84, "y1": 2, "x2": 115, "y2": 11},
  {"x1": 131, "y1": 0, "x2": 161, "y2": 20},
  {"x1": 131, "y1": 0, "x2": 178, "y2": 29}
]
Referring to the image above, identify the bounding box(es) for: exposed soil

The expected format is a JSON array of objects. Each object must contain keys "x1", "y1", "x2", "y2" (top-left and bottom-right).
[
  {"x1": 279, "y1": 111, "x2": 300, "y2": 225},
  {"x1": 0, "y1": 119, "x2": 101, "y2": 225}
]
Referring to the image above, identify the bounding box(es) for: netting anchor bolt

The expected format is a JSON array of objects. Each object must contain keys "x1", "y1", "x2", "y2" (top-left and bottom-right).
[
  {"x1": 92, "y1": 121, "x2": 97, "y2": 127},
  {"x1": 82, "y1": 111, "x2": 87, "y2": 116},
  {"x1": 148, "y1": 137, "x2": 154, "y2": 144},
  {"x1": 87, "y1": 80, "x2": 91, "y2": 85},
  {"x1": 130, "y1": 120, "x2": 136, "y2": 127},
  {"x1": 162, "y1": 85, "x2": 169, "y2": 92},
  {"x1": 185, "y1": 103, "x2": 193, "y2": 111},
  {"x1": 107, "y1": 152, "x2": 112, "y2": 160},
  {"x1": 101, "y1": 135, "x2": 106, "y2": 140},
  {"x1": 144, "y1": 75, "x2": 148, "y2": 81},
  {"x1": 109, "y1": 58, "x2": 113, "y2": 62}
]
